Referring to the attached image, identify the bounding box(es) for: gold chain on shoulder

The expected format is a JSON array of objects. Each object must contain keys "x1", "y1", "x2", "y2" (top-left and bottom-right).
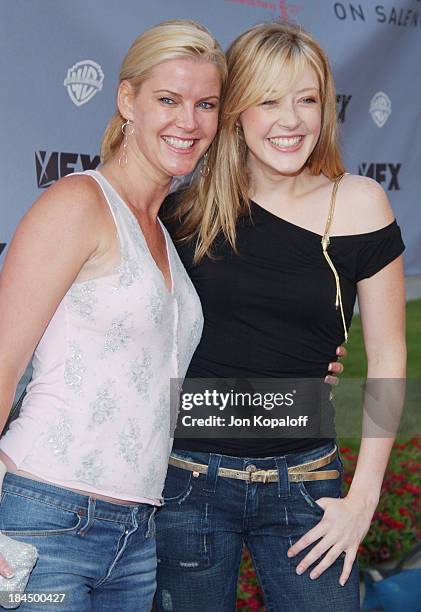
[{"x1": 321, "y1": 173, "x2": 349, "y2": 343}]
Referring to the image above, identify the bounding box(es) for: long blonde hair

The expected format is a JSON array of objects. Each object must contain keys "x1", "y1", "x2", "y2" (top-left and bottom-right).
[
  {"x1": 173, "y1": 21, "x2": 345, "y2": 261},
  {"x1": 101, "y1": 20, "x2": 227, "y2": 163}
]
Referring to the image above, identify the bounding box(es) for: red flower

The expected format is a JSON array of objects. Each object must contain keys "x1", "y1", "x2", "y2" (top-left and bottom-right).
[
  {"x1": 345, "y1": 453, "x2": 358, "y2": 461},
  {"x1": 340, "y1": 446, "x2": 351, "y2": 453},
  {"x1": 395, "y1": 521, "x2": 406, "y2": 529},
  {"x1": 393, "y1": 487, "x2": 407, "y2": 495},
  {"x1": 391, "y1": 473, "x2": 405, "y2": 482}
]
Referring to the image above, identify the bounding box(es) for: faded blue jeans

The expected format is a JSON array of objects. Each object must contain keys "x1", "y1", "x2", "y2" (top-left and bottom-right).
[
  {"x1": 0, "y1": 473, "x2": 157, "y2": 611},
  {"x1": 155, "y1": 441, "x2": 360, "y2": 611}
]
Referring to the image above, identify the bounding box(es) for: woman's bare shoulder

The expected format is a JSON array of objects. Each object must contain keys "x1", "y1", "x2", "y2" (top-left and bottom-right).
[
  {"x1": 8, "y1": 173, "x2": 112, "y2": 272},
  {"x1": 335, "y1": 174, "x2": 395, "y2": 234},
  {"x1": 33, "y1": 173, "x2": 107, "y2": 221}
]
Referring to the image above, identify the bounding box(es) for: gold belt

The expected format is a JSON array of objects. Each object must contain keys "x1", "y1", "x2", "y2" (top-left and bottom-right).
[{"x1": 168, "y1": 446, "x2": 339, "y2": 483}]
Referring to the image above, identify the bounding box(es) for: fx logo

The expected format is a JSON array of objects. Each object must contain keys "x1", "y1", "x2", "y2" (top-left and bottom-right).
[
  {"x1": 358, "y1": 163, "x2": 401, "y2": 190},
  {"x1": 0, "y1": 243, "x2": 6, "y2": 256},
  {"x1": 336, "y1": 94, "x2": 352, "y2": 123},
  {"x1": 35, "y1": 151, "x2": 100, "y2": 188}
]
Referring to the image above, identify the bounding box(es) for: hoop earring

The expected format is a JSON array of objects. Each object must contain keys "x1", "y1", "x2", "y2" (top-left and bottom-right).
[
  {"x1": 118, "y1": 119, "x2": 135, "y2": 166},
  {"x1": 199, "y1": 151, "x2": 210, "y2": 177}
]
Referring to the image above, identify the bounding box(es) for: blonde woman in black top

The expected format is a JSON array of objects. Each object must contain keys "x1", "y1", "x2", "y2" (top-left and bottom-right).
[{"x1": 156, "y1": 22, "x2": 405, "y2": 612}]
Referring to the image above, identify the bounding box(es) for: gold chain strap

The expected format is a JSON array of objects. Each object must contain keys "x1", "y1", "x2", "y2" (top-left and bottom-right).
[{"x1": 321, "y1": 174, "x2": 348, "y2": 343}]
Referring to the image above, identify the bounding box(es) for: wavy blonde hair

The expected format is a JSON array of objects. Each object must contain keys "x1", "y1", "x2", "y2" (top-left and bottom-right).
[
  {"x1": 101, "y1": 19, "x2": 227, "y2": 163},
  {"x1": 172, "y1": 21, "x2": 345, "y2": 261}
]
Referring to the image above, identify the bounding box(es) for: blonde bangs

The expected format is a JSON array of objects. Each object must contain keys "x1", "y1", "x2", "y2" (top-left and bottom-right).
[
  {"x1": 223, "y1": 35, "x2": 304, "y2": 117},
  {"x1": 251, "y1": 51, "x2": 307, "y2": 106},
  {"x1": 122, "y1": 21, "x2": 227, "y2": 86},
  {"x1": 248, "y1": 45, "x2": 327, "y2": 108}
]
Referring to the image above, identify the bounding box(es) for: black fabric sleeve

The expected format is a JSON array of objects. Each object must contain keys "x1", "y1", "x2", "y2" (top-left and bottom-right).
[{"x1": 355, "y1": 220, "x2": 405, "y2": 282}]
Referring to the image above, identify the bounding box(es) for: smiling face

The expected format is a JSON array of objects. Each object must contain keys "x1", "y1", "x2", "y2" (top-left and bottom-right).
[
  {"x1": 239, "y1": 64, "x2": 322, "y2": 180},
  {"x1": 118, "y1": 57, "x2": 221, "y2": 179}
]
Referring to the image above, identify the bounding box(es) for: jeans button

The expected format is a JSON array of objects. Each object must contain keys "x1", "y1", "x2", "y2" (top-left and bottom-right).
[{"x1": 246, "y1": 464, "x2": 257, "y2": 473}]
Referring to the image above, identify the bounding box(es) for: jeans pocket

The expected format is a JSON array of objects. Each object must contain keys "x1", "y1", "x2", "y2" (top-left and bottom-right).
[
  {"x1": 162, "y1": 465, "x2": 193, "y2": 504},
  {"x1": 297, "y1": 457, "x2": 344, "y2": 515},
  {"x1": 0, "y1": 492, "x2": 83, "y2": 536}
]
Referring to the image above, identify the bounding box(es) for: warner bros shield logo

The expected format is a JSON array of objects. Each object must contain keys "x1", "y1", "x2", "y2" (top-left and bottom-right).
[
  {"x1": 64, "y1": 60, "x2": 104, "y2": 107},
  {"x1": 369, "y1": 92, "x2": 391, "y2": 128}
]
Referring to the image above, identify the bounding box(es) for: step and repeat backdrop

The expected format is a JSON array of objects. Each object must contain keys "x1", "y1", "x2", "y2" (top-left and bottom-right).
[{"x1": 1, "y1": 0, "x2": 420, "y2": 273}]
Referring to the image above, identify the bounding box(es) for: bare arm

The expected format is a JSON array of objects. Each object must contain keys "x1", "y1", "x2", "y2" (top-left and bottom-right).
[
  {"x1": 0, "y1": 176, "x2": 111, "y2": 577},
  {"x1": 0, "y1": 176, "x2": 106, "y2": 431},
  {"x1": 287, "y1": 178, "x2": 406, "y2": 584},
  {"x1": 344, "y1": 177, "x2": 406, "y2": 507},
  {"x1": 346, "y1": 254, "x2": 406, "y2": 508}
]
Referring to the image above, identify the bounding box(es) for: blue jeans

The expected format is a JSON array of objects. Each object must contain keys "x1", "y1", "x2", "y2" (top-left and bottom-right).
[
  {"x1": 155, "y1": 441, "x2": 360, "y2": 612},
  {"x1": 0, "y1": 473, "x2": 157, "y2": 611}
]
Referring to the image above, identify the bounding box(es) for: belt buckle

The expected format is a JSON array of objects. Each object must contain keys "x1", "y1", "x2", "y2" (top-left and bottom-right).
[{"x1": 249, "y1": 469, "x2": 269, "y2": 484}]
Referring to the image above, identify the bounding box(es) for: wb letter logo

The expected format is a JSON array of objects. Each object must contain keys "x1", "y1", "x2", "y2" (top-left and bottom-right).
[
  {"x1": 64, "y1": 60, "x2": 104, "y2": 107},
  {"x1": 369, "y1": 92, "x2": 391, "y2": 128}
]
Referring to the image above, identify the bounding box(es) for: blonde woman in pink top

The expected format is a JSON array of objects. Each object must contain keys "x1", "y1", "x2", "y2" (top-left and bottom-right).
[{"x1": 0, "y1": 20, "x2": 225, "y2": 610}]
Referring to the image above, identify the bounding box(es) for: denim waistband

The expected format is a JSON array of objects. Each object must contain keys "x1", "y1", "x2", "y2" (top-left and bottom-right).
[
  {"x1": 171, "y1": 440, "x2": 337, "y2": 471},
  {"x1": 2, "y1": 473, "x2": 154, "y2": 525}
]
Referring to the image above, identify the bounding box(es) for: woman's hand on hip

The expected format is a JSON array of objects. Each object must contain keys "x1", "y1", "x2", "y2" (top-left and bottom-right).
[{"x1": 287, "y1": 494, "x2": 375, "y2": 585}]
